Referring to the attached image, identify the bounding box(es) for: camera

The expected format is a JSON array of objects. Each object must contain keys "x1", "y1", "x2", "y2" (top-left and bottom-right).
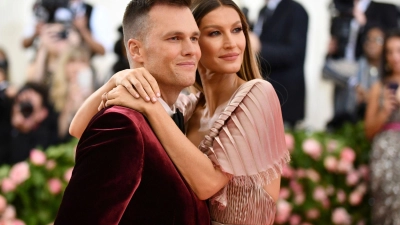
[
  {"x1": 33, "y1": 0, "x2": 71, "y2": 23},
  {"x1": 19, "y1": 101, "x2": 34, "y2": 118}
]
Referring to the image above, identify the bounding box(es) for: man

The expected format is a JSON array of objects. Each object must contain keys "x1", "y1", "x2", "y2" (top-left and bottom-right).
[
  {"x1": 54, "y1": 0, "x2": 210, "y2": 224},
  {"x1": 254, "y1": 0, "x2": 309, "y2": 128}
]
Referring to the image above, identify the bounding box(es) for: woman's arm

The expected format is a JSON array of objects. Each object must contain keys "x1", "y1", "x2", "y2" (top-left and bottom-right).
[
  {"x1": 69, "y1": 68, "x2": 160, "y2": 138},
  {"x1": 105, "y1": 86, "x2": 229, "y2": 200},
  {"x1": 365, "y1": 82, "x2": 398, "y2": 140}
]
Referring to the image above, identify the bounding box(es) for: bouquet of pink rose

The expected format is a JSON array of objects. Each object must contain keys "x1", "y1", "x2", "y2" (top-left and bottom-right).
[
  {"x1": 275, "y1": 123, "x2": 371, "y2": 225},
  {"x1": 0, "y1": 139, "x2": 77, "y2": 225}
]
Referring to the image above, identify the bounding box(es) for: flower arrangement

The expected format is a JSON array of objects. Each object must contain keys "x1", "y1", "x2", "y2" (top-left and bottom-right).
[
  {"x1": 275, "y1": 122, "x2": 372, "y2": 225},
  {"x1": 0, "y1": 139, "x2": 77, "y2": 225},
  {"x1": 0, "y1": 122, "x2": 372, "y2": 225}
]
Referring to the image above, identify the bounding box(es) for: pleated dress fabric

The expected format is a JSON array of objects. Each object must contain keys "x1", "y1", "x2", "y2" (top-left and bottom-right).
[{"x1": 176, "y1": 79, "x2": 290, "y2": 225}]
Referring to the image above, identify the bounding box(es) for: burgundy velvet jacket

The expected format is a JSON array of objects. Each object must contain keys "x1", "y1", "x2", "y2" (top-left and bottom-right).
[{"x1": 54, "y1": 106, "x2": 210, "y2": 225}]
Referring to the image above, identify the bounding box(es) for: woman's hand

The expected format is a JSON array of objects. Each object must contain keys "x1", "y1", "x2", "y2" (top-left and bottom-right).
[
  {"x1": 99, "y1": 85, "x2": 157, "y2": 114},
  {"x1": 382, "y1": 86, "x2": 399, "y2": 116},
  {"x1": 111, "y1": 68, "x2": 161, "y2": 103}
]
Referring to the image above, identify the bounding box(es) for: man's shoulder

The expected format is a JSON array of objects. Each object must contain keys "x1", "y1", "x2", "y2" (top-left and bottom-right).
[{"x1": 90, "y1": 106, "x2": 148, "y2": 129}]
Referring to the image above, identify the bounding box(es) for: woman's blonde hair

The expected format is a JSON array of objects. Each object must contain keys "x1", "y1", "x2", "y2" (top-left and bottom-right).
[{"x1": 50, "y1": 46, "x2": 90, "y2": 112}]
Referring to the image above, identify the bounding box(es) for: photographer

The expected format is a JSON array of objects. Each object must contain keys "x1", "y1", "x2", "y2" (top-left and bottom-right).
[
  {"x1": 22, "y1": 0, "x2": 112, "y2": 56},
  {"x1": 8, "y1": 83, "x2": 58, "y2": 164},
  {"x1": 330, "y1": 0, "x2": 398, "y2": 61},
  {"x1": 0, "y1": 48, "x2": 16, "y2": 165}
]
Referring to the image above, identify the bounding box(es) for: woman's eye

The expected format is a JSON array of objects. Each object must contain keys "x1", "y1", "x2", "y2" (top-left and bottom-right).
[
  {"x1": 209, "y1": 31, "x2": 220, "y2": 36},
  {"x1": 233, "y1": 27, "x2": 243, "y2": 33}
]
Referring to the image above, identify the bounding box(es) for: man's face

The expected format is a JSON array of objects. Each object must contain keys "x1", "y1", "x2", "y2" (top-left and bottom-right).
[{"x1": 140, "y1": 4, "x2": 201, "y2": 91}]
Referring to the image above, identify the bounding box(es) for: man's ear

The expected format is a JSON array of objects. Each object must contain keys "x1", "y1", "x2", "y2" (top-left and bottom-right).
[{"x1": 127, "y1": 39, "x2": 144, "y2": 63}]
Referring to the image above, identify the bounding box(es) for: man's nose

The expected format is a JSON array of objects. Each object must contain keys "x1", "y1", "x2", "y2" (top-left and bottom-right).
[{"x1": 182, "y1": 39, "x2": 199, "y2": 56}]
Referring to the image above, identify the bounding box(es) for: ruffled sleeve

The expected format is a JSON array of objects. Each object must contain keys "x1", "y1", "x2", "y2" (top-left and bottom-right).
[
  {"x1": 175, "y1": 92, "x2": 200, "y2": 123},
  {"x1": 199, "y1": 79, "x2": 290, "y2": 207}
]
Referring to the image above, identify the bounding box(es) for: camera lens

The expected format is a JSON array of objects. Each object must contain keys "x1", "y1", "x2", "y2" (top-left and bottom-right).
[
  {"x1": 58, "y1": 29, "x2": 69, "y2": 39},
  {"x1": 19, "y1": 101, "x2": 34, "y2": 118}
]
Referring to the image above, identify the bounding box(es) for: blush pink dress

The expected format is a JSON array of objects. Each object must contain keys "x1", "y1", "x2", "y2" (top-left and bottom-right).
[{"x1": 176, "y1": 79, "x2": 290, "y2": 225}]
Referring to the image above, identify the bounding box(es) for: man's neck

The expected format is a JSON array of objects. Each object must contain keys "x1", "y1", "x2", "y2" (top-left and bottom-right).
[{"x1": 158, "y1": 85, "x2": 182, "y2": 108}]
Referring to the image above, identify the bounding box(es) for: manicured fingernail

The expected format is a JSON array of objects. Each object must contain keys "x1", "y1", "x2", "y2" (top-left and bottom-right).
[
  {"x1": 156, "y1": 93, "x2": 161, "y2": 97},
  {"x1": 146, "y1": 97, "x2": 150, "y2": 101},
  {"x1": 135, "y1": 94, "x2": 139, "y2": 98},
  {"x1": 152, "y1": 97, "x2": 157, "y2": 102}
]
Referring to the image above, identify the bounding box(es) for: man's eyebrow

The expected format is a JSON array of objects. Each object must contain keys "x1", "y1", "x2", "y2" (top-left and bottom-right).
[{"x1": 163, "y1": 31, "x2": 200, "y2": 37}]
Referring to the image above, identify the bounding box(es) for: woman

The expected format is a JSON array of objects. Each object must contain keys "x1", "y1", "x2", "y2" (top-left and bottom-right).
[
  {"x1": 365, "y1": 28, "x2": 400, "y2": 224},
  {"x1": 71, "y1": 0, "x2": 289, "y2": 224},
  {"x1": 51, "y1": 46, "x2": 94, "y2": 142}
]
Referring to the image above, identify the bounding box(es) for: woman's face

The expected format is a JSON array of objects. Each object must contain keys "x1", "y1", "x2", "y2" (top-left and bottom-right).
[
  {"x1": 197, "y1": 6, "x2": 246, "y2": 74},
  {"x1": 363, "y1": 28, "x2": 384, "y2": 60},
  {"x1": 386, "y1": 37, "x2": 400, "y2": 74}
]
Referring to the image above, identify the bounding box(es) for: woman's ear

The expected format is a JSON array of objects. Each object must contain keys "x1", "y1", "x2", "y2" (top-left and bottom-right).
[{"x1": 127, "y1": 39, "x2": 144, "y2": 63}]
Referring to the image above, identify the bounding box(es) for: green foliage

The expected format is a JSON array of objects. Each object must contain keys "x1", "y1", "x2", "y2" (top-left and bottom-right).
[
  {"x1": 277, "y1": 122, "x2": 372, "y2": 225},
  {"x1": 0, "y1": 139, "x2": 77, "y2": 225}
]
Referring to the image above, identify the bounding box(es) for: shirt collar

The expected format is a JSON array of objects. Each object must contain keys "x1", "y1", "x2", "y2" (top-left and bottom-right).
[
  {"x1": 357, "y1": 0, "x2": 371, "y2": 13},
  {"x1": 158, "y1": 97, "x2": 176, "y2": 116},
  {"x1": 267, "y1": 0, "x2": 282, "y2": 11}
]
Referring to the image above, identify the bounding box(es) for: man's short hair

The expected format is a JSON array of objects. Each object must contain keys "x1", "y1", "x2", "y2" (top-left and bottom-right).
[{"x1": 122, "y1": 0, "x2": 192, "y2": 44}]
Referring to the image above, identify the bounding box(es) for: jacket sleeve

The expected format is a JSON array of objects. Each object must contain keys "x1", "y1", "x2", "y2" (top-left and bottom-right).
[{"x1": 54, "y1": 109, "x2": 144, "y2": 225}]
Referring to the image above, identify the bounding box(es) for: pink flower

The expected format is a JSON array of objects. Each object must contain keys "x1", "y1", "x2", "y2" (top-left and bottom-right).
[
  {"x1": 64, "y1": 168, "x2": 73, "y2": 182},
  {"x1": 324, "y1": 156, "x2": 338, "y2": 172},
  {"x1": 358, "y1": 165, "x2": 369, "y2": 181},
  {"x1": 289, "y1": 180, "x2": 303, "y2": 194},
  {"x1": 282, "y1": 165, "x2": 294, "y2": 179},
  {"x1": 301, "y1": 223, "x2": 313, "y2": 225},
  {"x1": 306, "y1": 169, "x2": 320, "y2": 182},
  {"x1": 9, "y1": 162, "x2": 30, "y2": 185},
  {"x1": 332, "y1": 207, "x2": 351, "y2": 225},
  {"x1": 279, "y1": 187, "x2": 291, "y2": 199},
  {"x1": 340, "y1": 147, "x2": 356, "y2": 163},
  {"x1": 2, "y1": 205, "x2": 16, "y2": 220},
  {"x1": 337, "y1": 160, "x2": 353, "y2": 173},
  {"x1": 285, "y1": 133, "x2": 295, "y2": 152},
  {"x1": 313, "y1": 186, "x2": 327, "y2": 202},
  {"x1": 346, "y1": 170, "x2": 360, "y2": 186},
  {"x1": 48, "y1": 178, "x2": 62, "y2": 195},
  {"x1": 0, "y1": 195, "x2": 7, "y2": 212},
  {"x1": 289, "y1": 214, "x2": 301, "y2": 225},
  {"x1": 13, "y1": 220, "x2": 26, "y2": 225},
  {"x1": 29, "y1": 149, "x2": 46, "y2": 166},
  {"x1": 302, "y1": 139, "x2": 322, "y2": 160},
  {"x1": 357, "y1": 220, "x2": 366, "y2": 225},
  {"x1": 322, "y1": 198, "x2": 330, "y2": 209},
  {"x1": 306, "y1": 208, "x2": 320, "y2": 219},
  {"x1": 336, "y1": 189, "x2": 347, "y2": 204},
  {"x1": 327, "y1": 140, "x2": 339, "y2": 152},
  {"x1": 1, "y1": 178, "x2": 16, "y2": 193},
  {"x1": 325, "y1": 185, "x2": 335, "y2": 196},
  {"x1": 294, "y1": 193, "x2": 305, "y2": 205},
  {"x1": 296, "y1": 169, "x2": 306, "y2": 179},
  {"x1": 355, "y1": 183, "x2": 367, "y2": 195},
  {"x1": 275, "y1": 200, "x2": 292, "y2": 224},
  {"x1": 349, "y1": 191, "x2": 363, "y2": 206},
  {"x1": 45, "y1": 160, "x2": 57, "y2": 170}
]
